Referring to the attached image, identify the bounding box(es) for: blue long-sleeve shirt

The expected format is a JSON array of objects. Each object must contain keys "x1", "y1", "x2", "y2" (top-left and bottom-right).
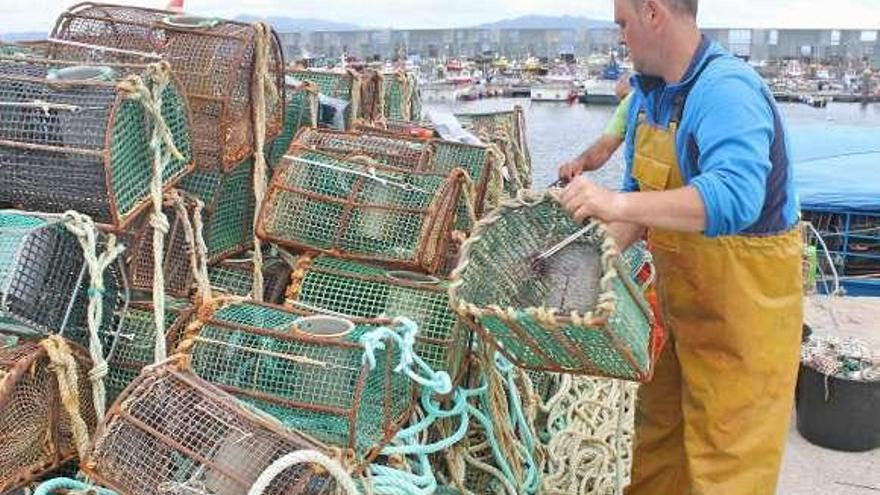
[{"x1": 622, "y1": 37, "x2": 799, "y2": 237}]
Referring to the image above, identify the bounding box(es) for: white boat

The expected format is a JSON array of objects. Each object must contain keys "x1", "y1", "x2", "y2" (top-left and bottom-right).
[
  {"x1": 531, "y1": 77, "x2": 575, "y2": 102},
  {"x1": 581, "y1": 78, "x2": 619, "y2": 105}
]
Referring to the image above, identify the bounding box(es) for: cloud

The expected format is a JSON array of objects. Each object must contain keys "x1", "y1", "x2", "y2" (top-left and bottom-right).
[{"x1": 1, "y1": 0, "x2": 878, "y2": 34}]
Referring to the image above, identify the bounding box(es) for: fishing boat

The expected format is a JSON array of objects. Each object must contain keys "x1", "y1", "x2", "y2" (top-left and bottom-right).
[{"x1": 531, "y1": 76, "x2": 577, "y2": 102}]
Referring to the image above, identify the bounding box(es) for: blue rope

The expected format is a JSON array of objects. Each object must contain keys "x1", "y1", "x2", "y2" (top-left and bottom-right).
[{"x1": 34, "y1": 478, "x2": 117, "y2": 495}]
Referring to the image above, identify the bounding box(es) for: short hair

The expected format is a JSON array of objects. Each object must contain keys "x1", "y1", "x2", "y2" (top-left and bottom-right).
[{"x1": 634, "y1": 0, "x2": 699, "y2": 16}]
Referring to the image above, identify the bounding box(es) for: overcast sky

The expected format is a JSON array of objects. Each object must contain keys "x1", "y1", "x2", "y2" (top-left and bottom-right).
[{"x1": 2, "y1": 0, "x2": 879, "y2": 34}]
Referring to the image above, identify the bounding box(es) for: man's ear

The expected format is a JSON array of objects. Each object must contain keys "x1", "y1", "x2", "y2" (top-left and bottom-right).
[{"x1": 643, "y1": 0, "x2": 665, "y2": 28}]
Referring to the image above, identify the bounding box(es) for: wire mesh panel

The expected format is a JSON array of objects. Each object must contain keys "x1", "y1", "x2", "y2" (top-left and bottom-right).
[
  {"x1": 257, "y1": 147, "x2": 472, "y2": 274},
  {"x1": 289, "y1": 69, "x2": 359, "y2": 130},
  {"x1": 50, "y1": 2, "x2": 285, "y2": 171},
  {"x1": 104, "y1": 299, "x2": 193, "y2": 405},
  {"x1": 208, "y1": 256, "x2": 292, "y2": 304},
  {"x1": 0, "y1": 58, "x2": 193, "y2": 230},
  {"x1": 179, "y1": 301, "x2": 413, "y2": 464},
  {"x1": 449, "y1": 191, "x2": 660, "y2": 380},
  {"x1": 0, "y1": 338, "x2": 97, "y2": 493},
  {"x1": 284, "y1": 254, "x2": 470, "y2": 383},
  {"x1": 179, "y1": 158, "x2": 255, "y2": 262},
  {"x1": 0, "y1": 211, "x2": 123, "y2": 341},
  {"x1": 268, "y1": 81, "x2": 318, "y2": 169},
  {"x1": 293, "y1": 128, "x2": 431, "y2": 171},
  {"x1": 84, "y1": 358, "x2": 336, "y2": 495},
  {"x1": 456, "y1": 106, "x2": 532, "y2": 192},
  {"x1": 126, "y1": 197, "x2": 199, "y2": 299}
]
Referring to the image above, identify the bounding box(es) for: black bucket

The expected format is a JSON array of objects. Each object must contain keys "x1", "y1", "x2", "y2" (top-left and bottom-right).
[{"x1": 795, "y1": 363, "x2": 880, "y2": 452}]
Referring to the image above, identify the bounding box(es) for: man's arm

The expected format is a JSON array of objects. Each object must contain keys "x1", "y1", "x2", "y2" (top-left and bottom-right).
[{"x1": 559, "y1": 135, "x2": 624, "y2": 182}]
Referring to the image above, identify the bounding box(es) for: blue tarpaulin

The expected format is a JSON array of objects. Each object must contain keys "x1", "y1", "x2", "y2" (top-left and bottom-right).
[{"x1": 790, "y1": 124, "x2": 880, "y2": 213}]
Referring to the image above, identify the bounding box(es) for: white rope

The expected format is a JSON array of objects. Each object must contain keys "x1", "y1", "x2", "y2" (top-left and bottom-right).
[
  {"x1": 168, "y1": 191, "x2": 212, "y2": 307},
  {"x1": 62, "y1": 211, "x2": 125, "y2": 423},
  {"x1": 117, "y1": 61, "x2": 184, "y2": 362},
  {"x1": 247, "y1": 450, "x2": 361, "y2": 495},
  {"x1": 540, "y1": 376, "x2": 637, "y2": 495}
]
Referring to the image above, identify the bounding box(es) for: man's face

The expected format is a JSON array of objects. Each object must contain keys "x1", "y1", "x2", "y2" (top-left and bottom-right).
[{"x1": 614, "y1": 0, "x2": 653, "y2": 75}]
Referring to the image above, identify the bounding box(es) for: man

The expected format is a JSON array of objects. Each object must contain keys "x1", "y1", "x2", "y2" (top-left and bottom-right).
[
  {"x1": 560, "y1": 1, "x2": 803, "y2": 494},
  {"x1": 558, "y1": 76, "x2": 633, "y2": 182}
]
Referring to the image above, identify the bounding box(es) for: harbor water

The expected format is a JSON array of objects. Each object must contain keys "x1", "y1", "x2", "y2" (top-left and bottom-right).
[{"x1": 428, "y1": 98, "x2": 880, "y2": 189}]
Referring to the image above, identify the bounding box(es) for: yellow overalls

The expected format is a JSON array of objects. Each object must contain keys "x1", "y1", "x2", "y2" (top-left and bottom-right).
[{"x1": 625, "y1": 111, "x2": 804, "y2": 494}]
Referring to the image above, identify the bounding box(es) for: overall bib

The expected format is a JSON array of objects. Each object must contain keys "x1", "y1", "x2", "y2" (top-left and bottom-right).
[{"x1": 624, "y1": 79, "x2": 804, "y2": 494}]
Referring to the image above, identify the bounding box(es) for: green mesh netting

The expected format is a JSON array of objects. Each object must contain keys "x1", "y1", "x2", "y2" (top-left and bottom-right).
[
  {"x1": 449, "y1": 193, "x2": 656, "y2": 380},
  {"x1": 104, "y1": 300, "x2": 193, "y2": 405},
  {"x1": 0, "y1": 211, "x2": 122, "y2": 341},
  {"x1": 109, "y1": 82, "x2": 193, "y2": 222},
  {"x1": 286, "y1": 255, "x2": 469, "y2": 381},
  {"x1": 380, "y1": 71, "x2": 421, "y2": 122},
  {"x1": 268, "y1": 85, "x2": 317, "y2": 169},
  {"x1": 180, "y1": 159, "x2": 255, "y2": 262},
  {"x1": 431, "y1": 140, "x2": 502, "y2": 215},
  {"x1": 183, "y1": 302, "x2": 412, "y2": 462},
  {"x1": 258, "y1": 148, "x2": 468, "y2": 274}
]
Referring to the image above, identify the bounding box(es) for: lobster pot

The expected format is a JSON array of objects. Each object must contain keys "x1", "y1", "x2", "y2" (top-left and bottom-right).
[
  {"x1": 383, "y1": 71, "x2": 421, "y2": 122},
  {"x1": 104, "y1": 300, "x2": 193, "y2": 405},
  {"x1": 180, "y1": 302, "x2": 412, "y2": 463},
  {"x1": 0, "y1": 59, "x2": 193, "y2": 229},
  {"x1": 449, "y1": 192, "x2": 660, "y2": 380},
  {"x1": 456, "y1": 106, "x2": 532, "y2": 192},
  {"x1": 353, "y1": 119, "x2": 436, "y2": 139},
  {"x1": 268, "y1": 81, "x2": 318, "y2": 169},
  {"x1": 50, "y1": 3, "x2": 285, "y2": 171},
  {"x1": 258, "y1": 148, "x2": 471, "y2": 274},
  {"x1": 0, "y1": 211, "x2": 124, "y2": 341},
  {"x1": 294, "y1": 127, "x2": 431, "y2": 171},
  {"x1": 208, "y1": 256, "x2": 292, "y2": 304},
  {"x1": 290, "y1": 69, "x2": 359, "y2": 129},
  {"x1": 179, "y1": 158, "x2": 255, "y2": 262},
  {"x1": 0, "y1": 339, "x2": 97, "y2": 493},
  {"x1": 84, "y1": 359, "x2": 335, "y2": 495},
  {"x1": 286, "y1": 254, "x2": 470, "y2": 382}
]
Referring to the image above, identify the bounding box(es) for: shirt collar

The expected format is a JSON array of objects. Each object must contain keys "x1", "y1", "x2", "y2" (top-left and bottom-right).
[{"x1": 632, "y1": 34, "x2": 713, "y2": 96}]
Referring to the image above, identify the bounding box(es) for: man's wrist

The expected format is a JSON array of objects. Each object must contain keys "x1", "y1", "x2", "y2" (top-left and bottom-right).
[{"x1": 608, "y1": 191, "x2": 632, "y2": 223}]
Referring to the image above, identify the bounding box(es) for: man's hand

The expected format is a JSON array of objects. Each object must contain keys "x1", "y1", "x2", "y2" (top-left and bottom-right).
[
  {"x1": 560, "y1": 176, "x2": 621, "y2": 224},
  {"x1": 557, "y1": 159, "x2": 584, "y2": 184}
]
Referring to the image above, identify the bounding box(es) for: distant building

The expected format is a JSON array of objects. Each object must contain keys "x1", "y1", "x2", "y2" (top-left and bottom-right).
[{"x1": 278, "y1": 27, "x2": 880, "y2": 64}]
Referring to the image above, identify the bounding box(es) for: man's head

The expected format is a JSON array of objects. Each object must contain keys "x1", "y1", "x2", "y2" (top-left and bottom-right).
[{"x1": 614, "y1": 0, "x2": 699, "y2": 78}]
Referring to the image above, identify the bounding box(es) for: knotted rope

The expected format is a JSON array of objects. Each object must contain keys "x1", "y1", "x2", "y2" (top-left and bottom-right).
[
  {"x1": 359, "y1": 318, "x2": 471, "y2": 495},
  {"x1": 117, "y1": 61, "x2": 184, "y2": 362},
  {"x1": 40, "y1": 335, "x2": 92, "y2": 459},
  {"x1": 167, "y1": 190, "x2": 212, "y2": 308},
  {"x1": 62, "y1": 211, "x2": 125, "y2": 423},
  {"x1": 250, "y1": 22, "x2": 274, "y2": 302}
]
